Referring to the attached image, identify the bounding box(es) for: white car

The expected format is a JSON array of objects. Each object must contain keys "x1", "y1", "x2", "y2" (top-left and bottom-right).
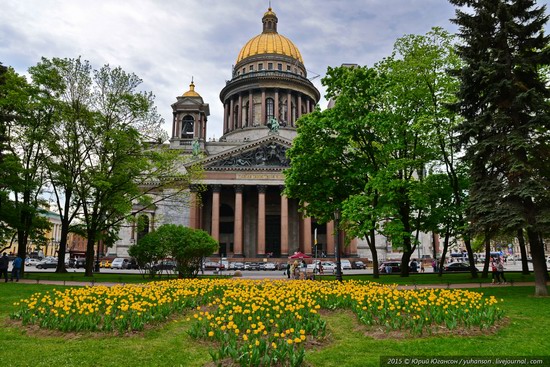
[
  {"x1": 111, "y1": 258, "x2": 128, "y2": 269},
  {"x1": 25, "y1": 258, "x2": 41, "y2": 267},
  {"x1": 340, "y1": 259, "x2": 352, "y2": 270}
]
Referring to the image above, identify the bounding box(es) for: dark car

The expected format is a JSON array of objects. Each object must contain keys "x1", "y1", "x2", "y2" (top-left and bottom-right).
[
  {"x1": 36, "y1": 259, "x2": 58, "y2": 269},
  {"x1": 125, "y1": 258, "x2": 139, "y2": 270},
  {"x1": 74, "y1": 258, "x2": 86, "y2": 268},
  {"x1": 152, "y1": 260, "x2": 176, "y2": 271},
  {"x1": 352, "y1": 261, "x2": 366, "y2": 269},
  {"x1": 444, "y1": 262, "x2": 479, "y2": 272},
  {"x1": 203, "y1": 261, "x2": 224, "y2": 270}
]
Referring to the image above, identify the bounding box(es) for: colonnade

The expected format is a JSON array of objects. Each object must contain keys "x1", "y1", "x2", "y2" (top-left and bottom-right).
[
  {"x1": 222, "y1": 89, "x2": 315, "y2": 134},
  {"x1": 189, "y1": 184, "x2": 358, "y2": 258}
]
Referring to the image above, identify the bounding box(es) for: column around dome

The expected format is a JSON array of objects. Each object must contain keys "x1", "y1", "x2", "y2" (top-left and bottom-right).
[
  {"x1": 238, "y1": 94, "x2": 243, "y2": 128},
  {"x1": 261, "y1": 89, "x2": 266, "y2": 126}
]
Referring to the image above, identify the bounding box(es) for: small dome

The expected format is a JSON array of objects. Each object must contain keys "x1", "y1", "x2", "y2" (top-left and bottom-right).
[
  {"x1": 236, "y1": 7, "x2": 303, "y2": 65},
  {"x1": 182, "y1": 81, "x2": 201, "y2": 97}
]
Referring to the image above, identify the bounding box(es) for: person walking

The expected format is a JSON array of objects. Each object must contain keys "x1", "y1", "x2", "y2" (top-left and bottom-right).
[
  {"x1": 301, "y1": 260, "x2": 307, "y2": 279},
  {"x1": 10, "y1": 254, "x2": 22, "y2": 282},
  {"x1": 491, "y1": 259, "x2": 500, "y2": 284},
  {"x1": 497, "y1": 260, "x2": 507, "y2": 284},
  {"x1": 0, "y1": 253, "x2": 9, "y2": 282}
]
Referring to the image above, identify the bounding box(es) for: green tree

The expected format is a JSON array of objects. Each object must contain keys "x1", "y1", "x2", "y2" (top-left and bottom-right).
[
  {"x1": 27, "y1": 57, "x2": 93, "y2": 273},
  {"x1": 285, "y1": 66, "x2": 386, "y2": 278},
  {"x1": 169, "y1": 225, "x2": 218, "y2": 278},
  {"x1": 0, "y1": 65, "x2": 51, "y2": 265},
  {"x1": 450, "y1": 0, "x2": 550, "y2": 295},
  {"x1": 128, "y1": 226, "x2": 171, "y2": 278},
  {"x1": 129, "y1": 224, "x2": 218, "y2": 278}
]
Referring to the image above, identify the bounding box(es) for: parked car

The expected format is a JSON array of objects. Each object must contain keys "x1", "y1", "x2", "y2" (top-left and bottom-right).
[
  {"x1": 203, "y1": 261, "x2": 224, "y2": 270},
  {"x1": 263, "y1": 262, "x2": 277, "y2": 270},
  {"x1": 379, "y1": 261, "x2": 401, "y2": 274},
  {"x1": 74, "y1": 258, "x2": 86, "y2": 268},
  {"x1": 152, "y1": 260, "x2": 176, "y2": 271},
  {"x1": 111, "y1": 258, "x2": 129, "y2": 269},
  {"x1": 125, "y1": 258, "x2": 139, "y2": 269},
  {"x1": 352, "y1": 260, "x2": 366, "y2": 269},
  {"x1": 244, "y1": 262, "x2": 260, "y2": 271},
  {"x1": 444, "y1": 262, "x2": 479, "y2": 272},
  {"x1": 25, "y1": 258, "x2": 41, "y2": 267},
  {"x1": 36, "y1": 259, "x2": 58, "y2": 269},
  {"x1": 340, "y1": 259, "x2": 352, "y2": 270}
]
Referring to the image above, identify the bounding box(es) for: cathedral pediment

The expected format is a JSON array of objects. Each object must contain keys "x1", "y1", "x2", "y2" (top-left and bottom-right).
[{"x1": 201, "y1": 135, "x2": 292, "y2": 171}]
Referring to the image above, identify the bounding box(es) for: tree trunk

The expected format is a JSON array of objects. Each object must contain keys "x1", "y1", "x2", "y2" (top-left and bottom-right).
[
  {"x1": 526, "y1": 228, "x2": 548, "y2": 296},
  {"x1": 517, "y1": 229, "x2": 530, "y2": 275},
  {"x1": 85, "y1": 234, "x2": 96, "y2": 277},
  {"x1": 367, "y1": 228, "x2": 379, "y2": 279},
  {"x1": 55, "y1": 219, "x2": 70, "y2": 273},
  {"x1": 482, "y1": 235, "x2": 491, "y2": 278},
  {"x1": 438, "y1": 230, "x2": 450, "y2": 277},
  {"x1": 463, "y1": 235, "x2": 478, "y2": 278}
]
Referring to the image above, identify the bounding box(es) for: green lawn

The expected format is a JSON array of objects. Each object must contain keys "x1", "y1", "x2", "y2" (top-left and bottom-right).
[{"x1": 1, "y1": 282, "x2": 548, "y2": 367}]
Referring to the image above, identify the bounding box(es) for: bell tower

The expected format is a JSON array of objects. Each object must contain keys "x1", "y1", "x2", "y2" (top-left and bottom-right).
[{"x1": 170, "y1": 80, "x2": 210, "y2": 152}]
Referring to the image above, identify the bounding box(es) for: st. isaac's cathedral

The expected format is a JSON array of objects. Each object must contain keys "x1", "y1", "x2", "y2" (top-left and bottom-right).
[{"x1": 112, "y1": 7, "x2": 435, "y2": 261}]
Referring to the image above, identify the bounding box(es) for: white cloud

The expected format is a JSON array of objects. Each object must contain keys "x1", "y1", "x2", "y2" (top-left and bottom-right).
[{"x1": 1, "y1": 0, "x2": 459, "y2": 140}]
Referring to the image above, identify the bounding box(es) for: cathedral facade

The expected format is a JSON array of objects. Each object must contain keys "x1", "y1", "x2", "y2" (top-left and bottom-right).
[{"x1": 113, "y1": 7, "x2": 434, "y2": 261}]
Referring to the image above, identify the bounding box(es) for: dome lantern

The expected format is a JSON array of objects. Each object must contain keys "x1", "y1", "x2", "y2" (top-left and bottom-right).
[
  {"x1": 262, "y1": 7, "x2": 278, "y2": 33},
  {"x1": 236, "y1": 7, "x2": 303, "y2": 65}
]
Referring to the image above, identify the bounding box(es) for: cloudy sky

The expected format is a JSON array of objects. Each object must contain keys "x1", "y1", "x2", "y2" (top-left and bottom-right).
[{"x1": 1, "y1": 0, "x2": 460, "y2": 140}]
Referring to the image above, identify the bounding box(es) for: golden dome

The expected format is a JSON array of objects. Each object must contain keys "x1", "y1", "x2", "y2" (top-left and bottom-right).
[
  {"x1": 237, "y1": 33, "x2": 303, "y2": 64},
  {"x1": 236, "y1": 7, "x2": 303, "y2": 65},
  {"x1": 182, "y1": 81, "x2": 200, "y2": 97}
]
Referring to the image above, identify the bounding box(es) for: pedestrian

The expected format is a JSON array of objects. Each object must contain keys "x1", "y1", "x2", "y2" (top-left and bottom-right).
[
  {"x1": 291, "y1": 260, "x2": 299, "y2": 279},
  {"x1": 420, "y1": 262, "x2": 425, "y2": 273},
  {"x1": 491, "y1": 259, "x2": 500, "y2": 284},
  {"x1": 301, "y1": 260, "x2": 307, "y2": 279},
  {"x1": 410, "y1": 259, "x2": 418, "y2": 272},
  {"x1": 385, "y1": 263, "x2": 392, "y2": 274},
  {"x1": 432, "y1": 259, "x2": 437, "y2": 273},
  {"x1": 497, "y1": 260, "x2": 507, "y2": 284},
  {"x1": 10, "y1": 254, "x2": 23, "y2": 282},
  {"x1": 286, "y1": 261, "x2": 291, "y2": 279},
  {"x1": 0, "y1": 253, "x2": 9, "y2": 282}
]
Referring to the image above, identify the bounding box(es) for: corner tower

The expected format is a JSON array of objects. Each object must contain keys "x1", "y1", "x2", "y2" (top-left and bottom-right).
[{"x1": 170, "y1": 80, "x2": 210, "y2": 152}]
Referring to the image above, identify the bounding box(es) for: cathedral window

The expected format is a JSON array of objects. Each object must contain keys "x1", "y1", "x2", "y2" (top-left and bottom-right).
[
  {"x1": 259, "y1": 63, "x2": 264, "y2": 70},
  {"x1": 250, "y1": 65, "x2": 254, "y2": 71},
  {"x1": 278, "y1": 63, "x2": 282, "y2": 71},
  {"x1": 287, "y1": 65, "x2": 291, "y2": 71},
  {"x1": 268, "y1": 63, "x2": 273, "y2": 70},
  {"x1": 181, "y1": 115, "x2": 194, "y2": 138}
]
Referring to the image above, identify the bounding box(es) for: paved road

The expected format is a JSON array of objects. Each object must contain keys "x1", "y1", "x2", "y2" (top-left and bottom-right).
[{"x1": 21, "y1": 261, "x2": 535, "y2": 277}]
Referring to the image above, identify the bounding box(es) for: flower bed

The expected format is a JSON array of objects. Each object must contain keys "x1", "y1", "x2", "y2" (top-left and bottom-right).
[{"x1": 11, "y1": 279, "x2": 504, "y2": 366}]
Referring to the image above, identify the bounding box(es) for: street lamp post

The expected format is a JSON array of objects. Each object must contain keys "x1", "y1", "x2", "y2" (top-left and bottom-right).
[
  {"x1": 95, "y1": 241, "x2": 101, "y2": 273},
  {"x1": 334, "y1": 210, "x2": 343, "y2": 282}
]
